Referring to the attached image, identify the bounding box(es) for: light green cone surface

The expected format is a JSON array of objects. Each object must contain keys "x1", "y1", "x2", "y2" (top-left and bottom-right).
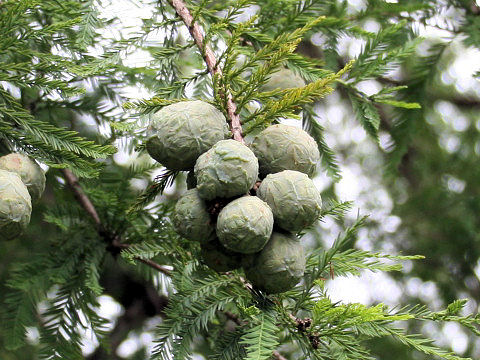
[
  {"x1": 146, "y1": 100, "x2": 230, "y2": 170},
  {"x1": 0, "y1": 169, "x2": 32, "y2": 241},
  {"x1": 251, "y1": 124, "x2": 319, "y2": 177},
  {"x1": 194, "y1": 140, "x2": 259, "y2": 200},
  {"x1": 200, "y1": 239, "x2": 243, "y2": 272},
  {"x1": 217, "y1": 196, "x2": 273, "y2": 254},
  {"x1": 0, "y1": 153, "x2": 46, "y2": 201},
  {"x1": 257, "y1": 170, "x2": 322, "y2": 232},
  {"x1": 173, "y1": 189, "x2": 215, "y2": 243},
  {"x1": 260, "y1": 68, "x2": 306, "y2": 92},
  {"x1": 244, "y1": 231, "x2": 305, "y2": 294}
]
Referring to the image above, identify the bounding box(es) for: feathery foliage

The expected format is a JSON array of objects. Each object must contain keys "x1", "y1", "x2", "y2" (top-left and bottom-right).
[{"x1": 1, "y1": 0, "x2": 480, "y2": 360}]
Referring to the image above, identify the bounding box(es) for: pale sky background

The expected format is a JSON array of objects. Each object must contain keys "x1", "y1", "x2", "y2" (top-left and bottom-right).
[{"x1": 28, "y1": 0, "x2": 480, "y2": 358}]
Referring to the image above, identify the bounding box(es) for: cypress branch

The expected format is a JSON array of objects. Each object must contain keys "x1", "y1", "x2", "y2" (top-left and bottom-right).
[
  {"x1": 165, "y1": 0, "x2": 244, "y2": 143},
  {"x1": 2, "y1": 1, "x2": 480, "y2": 359},
  {"x1": 61, "y1": 168, "x2": 171, "y2": 275}
]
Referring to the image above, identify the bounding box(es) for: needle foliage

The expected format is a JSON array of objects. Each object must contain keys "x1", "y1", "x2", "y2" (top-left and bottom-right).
[{"x1": 1, "y1": 1, "x2": 480, "y2": 359}]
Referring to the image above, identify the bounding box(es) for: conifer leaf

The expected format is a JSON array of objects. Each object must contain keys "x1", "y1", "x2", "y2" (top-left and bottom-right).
[
  {"x1": 2, "y1": 2, "x2": 480, "y2": 360},
  {"x1": 128, "y1": 170, "x2": 179, "y2": 213},
  {"x1": 244, "y1": 61, "x2": 353, "y2": 132},
  {"x1": 0, "y1": 90, "x2": 115, "y2": 176},
  {"x1": 211, "y1": 328, "x2": 247, "y2": 360},
  {"x1": 303, "y1": 105, "x2": 342, "y2": 181},
  {"x1": 461, "y1": 14, "x2": 480, "y2": 48},
  {"x1": 75, "y1": 0, "x2": 101, "y2": 49},
  {"x1": 153, "y1": 270, "x2": 242, "y2": 360},
  {"x1": 123, "y1": 97, "x2": 187, "y2": 113},
  {"x1": 240, "y1": 310, "x2": 279, "y2": 360},
  {"x1": 349, "y1": 93, "x2": 380, "y2": 142},
  {"x1": 383, "y1": 327, "x2": 469, "y2": 360},
  {"x1": 3, "y1": 291, "x2": 38, "y2": 350},
  {"x1": 387, "y1": 42, "x2": 446, "y2": 172},
  {"x1": 374, "y1": 99, "x2": 421, "y2": 109},
  {"x1": 320, "y1": 200, "x2": 354, "y2": 219}
]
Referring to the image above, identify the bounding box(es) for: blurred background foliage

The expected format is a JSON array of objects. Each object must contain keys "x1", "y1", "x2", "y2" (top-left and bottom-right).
[{"x1": 0, "y1": 0, "x2": 480, "y2": 359}]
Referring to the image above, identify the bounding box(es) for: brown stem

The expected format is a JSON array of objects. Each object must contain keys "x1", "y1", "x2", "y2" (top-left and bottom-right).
[
  {"x1": 136, "y1": 257, "x2": 171, "y2": 276},
  {"x1": 62, "y1": 169, "x2": 170, "y2": 275},
  {"x1": 166, "y1": 0, "x2": 244, "y2": 143},
  {"x1": 238, "y1": 275, "x2": 254, "y2": 292},
  {"x1": 224, "y1": 310, "x2": 242, "y2": 325},
  {"x1": 62, "y1": 169, "x2": 101, "y2": 228},
  {"x1": 273, "y1": 351, "x2": 288, "y2": 360}
]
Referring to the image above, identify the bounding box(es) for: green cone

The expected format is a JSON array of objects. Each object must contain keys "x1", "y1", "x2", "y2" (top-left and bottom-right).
[
  {"x1": 0, "y1": 169, "x2": 32, "y2": 241},
  {"x1": 195, "y1": 140, "x2": 259, "y2": 200},
  {"x1": 173, "y1": 188, "x2": 216, "y2": 243},
  {"x1": 251, "y1": 124, "x2": 319, "y2": 177},
  {"x1": 0, "y1": 153, "x2": 46, "y2": 201},
  {"x1": 257, "y1": 170, "x2": 322, "y2": 232},
  {"x1": 217, "y1": 196, "x2": 273, "y2": 254},
  {"x1": 146, "y1": 100, "x2": 230, "y2": 170},
  {"x1": 244, "y1": 231, "x2": 305, "y2": 294}
]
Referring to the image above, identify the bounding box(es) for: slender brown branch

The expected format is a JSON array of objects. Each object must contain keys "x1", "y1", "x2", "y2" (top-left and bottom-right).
[
  {"x1": 62, "y1": 169, "x2": 171, "y2": 275},
  {"x1": 166, "y1": 0, "x2": 244, "y2": 143},
  {"x1": 273, "y1": 351, "x2": 288, "y2": 360},
  {"x1": 136, "y1": 257, "x2": 171, "y2": 276},
  {"x1": 62, "y1": 169, "x2": 101, "y2": 227},
  {"x1": 288, "y1": 313, "x2": 297, "y2": 322},
  {"x1": 238, "y1": 275, "x2": 254, "y2": 292},
  {"x1": 224, "y1": 310, "x2": 242, "y2": 325}
]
